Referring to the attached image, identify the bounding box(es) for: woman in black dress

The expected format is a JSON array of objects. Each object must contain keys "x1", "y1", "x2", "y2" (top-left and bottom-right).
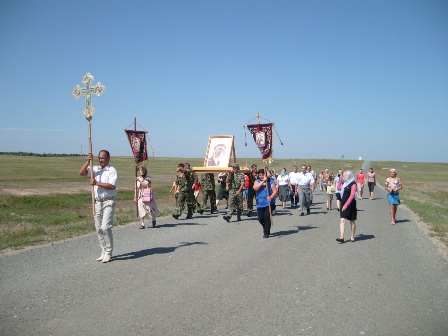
[{"x1": 336, "y1": 170, "x2": 357, "y2": 243}]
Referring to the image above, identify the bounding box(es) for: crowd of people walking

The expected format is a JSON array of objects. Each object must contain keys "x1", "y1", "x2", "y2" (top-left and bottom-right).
[{"x1": 79, "y1": 154, "x2": 403, "y2": 262}]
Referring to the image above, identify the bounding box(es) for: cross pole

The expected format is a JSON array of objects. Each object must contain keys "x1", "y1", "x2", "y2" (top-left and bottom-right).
[{"x1": 72, "y1": 73, "x2": 106, "y2": 215}]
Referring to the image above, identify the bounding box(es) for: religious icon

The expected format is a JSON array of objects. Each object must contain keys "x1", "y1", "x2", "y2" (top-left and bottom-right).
[
  {"x1": 256, "y1": 131, "x2": 266, "y2": 148},
  {"x1": 207, "y1": 144, "x2": 227, "y2": 166},
  {"x1": 132, "y1": 137, "x2": 141, "y2": 152},
  {"x1": 204, "y1": 136, "x2": 234, "y2": 168}
]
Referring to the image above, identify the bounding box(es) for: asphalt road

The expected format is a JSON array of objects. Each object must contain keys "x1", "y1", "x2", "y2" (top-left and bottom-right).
[{"x1": 1, "y1": 171, "x2": 447, "y2": 336}]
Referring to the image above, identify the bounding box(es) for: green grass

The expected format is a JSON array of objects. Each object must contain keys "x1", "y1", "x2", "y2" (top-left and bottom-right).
[
  {"x1": 0, "y1": 155, "x2": 446, "y2": 252},
  {"x1": 370, "y1": 161, "x2": 448, "y2": 245}
]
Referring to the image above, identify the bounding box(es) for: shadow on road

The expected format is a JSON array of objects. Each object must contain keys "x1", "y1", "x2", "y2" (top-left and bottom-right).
[
  {"x1": 156, "y1": 222, "x2": 206, "y2": 228},
  {"x1": 271, "y1": 225, "x2": 318, "y2": 238},
  {"x1": 355, "y1": 233, "x2": 375, "y2": 241},
  {"x1": 272, "y1": 211, "x2": 294, "y2": 216},
  {"x1": 113, "y1": 241, "x2": 208, "y2": 260},
  {"x1": 271, "y1": 229, "x2": 300, "y2": 238}
]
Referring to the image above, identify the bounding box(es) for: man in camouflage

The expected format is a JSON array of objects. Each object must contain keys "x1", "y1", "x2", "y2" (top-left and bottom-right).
[
  {"x1": 172, "y1": 163, "x2": 194, "y2": 219},
  {"x1": 185, "y1": 162, "x2": 204, "y2": 215},
  {"x1": 223, "y1": 163, "x2": 245, "y2": 222},
  {"x1": 201, "y1": 172, "x2": 217, "y2": 214},
  {"x1": 246, "y1": 163, "x2": 258, "y2": 217}
]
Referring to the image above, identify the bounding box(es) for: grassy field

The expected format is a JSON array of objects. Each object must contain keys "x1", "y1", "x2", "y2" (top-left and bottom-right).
[
  {"x1": 369, "y1": 161, "x2": 448, "y2": 245},
  {"x1": 0, "y1": 155, "x2": 446, "y2": 252}
]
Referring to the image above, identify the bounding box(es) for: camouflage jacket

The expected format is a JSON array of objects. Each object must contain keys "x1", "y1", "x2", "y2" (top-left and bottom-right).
[
  {"x1": 201, "y1": 173, "x2": 215, "y2": 191},
  {"x1": 187, "y1": 170, "x2": 198, "y2": 186},
  {"x1": 176, "y1": 171, "x2": 192, "y2": 192},
  {"x1": 228, "y1": 172, "x2": 245, "y2": 192}
]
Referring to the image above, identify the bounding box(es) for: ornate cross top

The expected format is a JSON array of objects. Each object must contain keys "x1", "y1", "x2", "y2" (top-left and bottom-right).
[{"x1": 72, "y1": 72, "x2": 106, "y2": 119}]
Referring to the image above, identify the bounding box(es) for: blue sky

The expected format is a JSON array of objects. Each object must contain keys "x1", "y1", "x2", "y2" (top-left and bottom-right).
[{"x1": 0, "y1": 0, "x2": 447, "y2": 163}]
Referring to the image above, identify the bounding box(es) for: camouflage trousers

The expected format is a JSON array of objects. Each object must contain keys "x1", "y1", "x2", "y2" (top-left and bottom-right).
[
  {"x1": 227, "y1": 190, "x2": 243, "y2": 217},
  {"x1": 175, "y1": 191, "x2": 194, "y2": 216},
  {"x1": 247, "y1": 188, "x2": 256, "y2": 211},
  {"x1": 202, "y1": 190, "x2": 217, "y2": 211},
  {"x1": 188, "y1": 189, "x2": 203, "y2": 211}
]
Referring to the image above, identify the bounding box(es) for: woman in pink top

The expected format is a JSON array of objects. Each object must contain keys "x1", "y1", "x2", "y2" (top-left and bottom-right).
[{"x1": 336, "y1": 171, "x2": 358, "y2": 243}]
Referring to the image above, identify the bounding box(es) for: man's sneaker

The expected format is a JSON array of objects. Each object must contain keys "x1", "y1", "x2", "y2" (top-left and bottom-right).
[
  {"x1": 186, "y1": 214, "x2": 193, "y2": 219},
  {"x1": 197, "y1": 209, "x2": 204, "y2": 215},
  {"x1": 247, "y1": 211, "x2": 252, "y2": 217},
  {"x1": 172, "y1": 214, "x2": 179, "y2": 220},
  {"x1": 223, "y1": 215, "x2": 231, "y2": 222}
]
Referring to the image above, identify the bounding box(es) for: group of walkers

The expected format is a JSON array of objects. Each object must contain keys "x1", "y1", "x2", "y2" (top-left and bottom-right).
[{"x1": 79, "y1": 151, "x2": 403, "y2": 263}]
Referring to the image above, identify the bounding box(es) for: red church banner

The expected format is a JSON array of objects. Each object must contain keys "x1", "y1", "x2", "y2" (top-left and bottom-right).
[
  {"x1": 125, "y1": 130, "x2": 148, "y2": 164},
  {"x1": 246, "y1": 123, "x2": 273, "y2": 161}
]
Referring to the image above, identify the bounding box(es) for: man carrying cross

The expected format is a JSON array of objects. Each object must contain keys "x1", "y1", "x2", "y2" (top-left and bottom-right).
[{"x1": 79, "y1": 150, "x2": 118, "y2": 263}]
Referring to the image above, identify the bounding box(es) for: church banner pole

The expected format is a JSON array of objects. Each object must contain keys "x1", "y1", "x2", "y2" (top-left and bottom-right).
[
  {"x1": 134, "y1": 117, "x2": 139, "y2": 218},
  {"x1": 72, "y1": 73, "x2": 106, "y2": 216}
]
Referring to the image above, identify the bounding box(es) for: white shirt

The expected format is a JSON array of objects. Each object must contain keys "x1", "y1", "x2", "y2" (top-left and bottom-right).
[
  {"x1": 277, "y1": 174, "x2": 290, "y2": 186},
  {"x1": 289, "y1": 171, "x2": 300, "y2": 185},
  {"x1": 297, "y1": 172, "x2": 315, "y2": 186},
  {"x1": 88, "y1": 165, "x2": 118, "y2": 200}
]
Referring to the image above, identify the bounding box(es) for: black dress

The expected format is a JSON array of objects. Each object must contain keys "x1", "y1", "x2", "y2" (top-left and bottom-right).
[{"x1": 340, "y1": 181, "x2": 357, "y2": 220}]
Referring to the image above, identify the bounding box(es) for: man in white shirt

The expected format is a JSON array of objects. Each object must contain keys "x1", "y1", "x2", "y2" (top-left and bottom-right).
[
  {"x1": 307, "y1": 165, "x2": 317, "y2": 204},
  {"x1": 79, "y1": 150, "x2": 118, "y2": 263},
  {"x1": 297, "y1": 165, "x2": 315, "y2": 216},
  {"x1": 288, "y1": 165, "x2": 300, "y2": 208}
]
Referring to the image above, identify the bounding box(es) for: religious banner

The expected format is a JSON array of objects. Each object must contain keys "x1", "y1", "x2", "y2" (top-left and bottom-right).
[
  {"x1": 125, "y1": 130, "x2": 148, "y2": 165},
  {"x1": 246, "y1": 123, "x2": 273, "y2": 161}
]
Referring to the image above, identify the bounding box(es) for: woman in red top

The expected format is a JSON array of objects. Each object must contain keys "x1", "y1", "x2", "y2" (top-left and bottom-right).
[{"x1": 356, "y1": 169, "x2": 366, "y2": 200}]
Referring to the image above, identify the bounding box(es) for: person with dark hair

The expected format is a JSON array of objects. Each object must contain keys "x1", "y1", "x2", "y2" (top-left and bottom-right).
[
  {"x1": 246, "y1": 164, "x2": 258, "y2": 217},
  {"x1": 288, "y1": 165, "x2": 300, "y2": 208},
  {"x1": 79, "y1": 150, "x2": 118, "y2": 263},
  {"x1": 333, "y1": 169, "x2": 343, "y2": 211},
  {"x1": 201, "y1": 172, "x2": 217, "y2": 214},
  {"x1": 172, "y1": 163, "x2": 194, "y2": 219},
  {"x1": 367, "y1": 167, "x2": 376, "y2": 200},
  {"x1": 336, "y1": 170, "x2": 357, "y2": 243},
  {"x1": 276, "y1": 168, "x2": 290, "y2": 209},
  {"x1": 216, "y1": 172, "x2": 229, "y2": 209},
  {"x1": 297, "y1": 165, "x2": 315, "y2": 216},
  {"x1": 184, "y1": 162, "x2": 203, "y2": 215},
  {"x1": 254, "y1": 168, "x2": 278, "y2": 238},
  {"x1": 135, "y1": 166, "x2": 159, "y2": 229},
  {"x1": 223, "y1": 163, "x2": 245, "y2": 222},
  {"x1": 356, "y1": 169, "x2": 366, "y2": 200}
]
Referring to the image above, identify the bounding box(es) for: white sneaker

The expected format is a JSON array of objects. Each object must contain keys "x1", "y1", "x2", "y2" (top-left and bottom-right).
[
  {"x1": 96, "y1": 254, "x2": 104, "y2": 261},
  {"x1": 102, "y1": 254, "x2": 112, "y2": 263}
]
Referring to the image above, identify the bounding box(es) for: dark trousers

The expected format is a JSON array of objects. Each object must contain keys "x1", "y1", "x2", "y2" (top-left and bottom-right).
[
  {"x1": 257, "y1": 206, "x2": 272, "y2": 236},
  {"x1": 289, "y1": 186, "x2": 298, "y2": 205},
  {"x1": 247, "y1": 188, "x2": 256, "y2": 211}
]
